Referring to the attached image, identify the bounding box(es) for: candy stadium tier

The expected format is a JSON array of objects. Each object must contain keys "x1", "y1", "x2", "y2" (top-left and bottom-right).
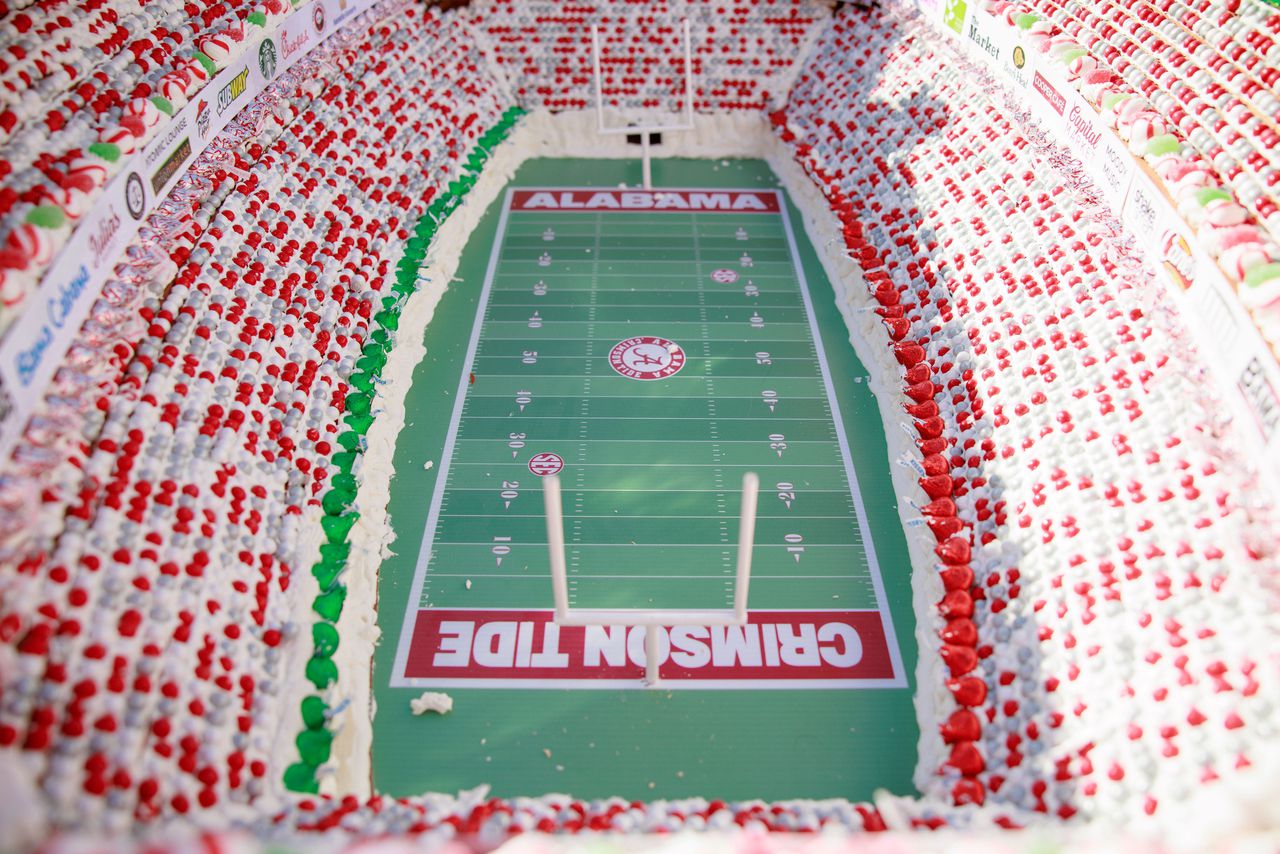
[
  {"x1": 466, "y1": 0, "x2": 828, "y2": 114},
  {"x1": 775, "y1": 0, "x2": 1278, "y2": 824},
  {"x1": 1, "y1": 0, "x2": 510, "y2": 834},
  {"x1": 1, "y1": 0, "x2": 1279, "y2": 851},
  {"x1": 0, "y1": 0, "x2": 302, "y2": 324}
]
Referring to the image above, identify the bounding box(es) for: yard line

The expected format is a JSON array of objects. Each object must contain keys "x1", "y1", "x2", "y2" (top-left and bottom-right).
[
  {"x1": 462, "y1": 372, "x2": 818, "y2": 379},
  {"x1": 471, "y1": 355, "x2": 822, "y2": 361},
  {"x1": 467, "y1": 394, "x2": 829, "y2": 400},
  {"x1": 437, "y1": 487, "x2": 855, "y2": 493},
  {"x1": 483, "y1": 321, "x2": 813, "y2": 327},
  {"x1": 459, "y1": 416, "x2": 835, "y2": 421},
  {"x1": 435, "y1": 542, "x2": 863, "y2": 548},
  {"x1": 457, "y1": 438, "x2": 841, "y2": 445},
  {"x1": 439, "y1": 514, "x2": 851, "y2": 520},
  {"x1": 448, "y1": 462, "x2": 847, "y2": 468},
  {"x1": 487, "y1": 302, "x2": 803, "y2": 309},
  {"x1": 478, "y1": 337, "x2": 817, "y2": 342},
  {"x1": 426, "y1": 573, "x2": 872, "y2": 580}
]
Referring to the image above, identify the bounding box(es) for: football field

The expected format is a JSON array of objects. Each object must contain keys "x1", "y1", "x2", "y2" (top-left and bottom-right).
[{"x1": 373, "y1": 159, "x2": 918, "y2": 800}]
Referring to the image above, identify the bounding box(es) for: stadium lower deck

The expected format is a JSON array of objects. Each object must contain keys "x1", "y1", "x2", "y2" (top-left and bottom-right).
[{"x1": 373, "y1": 159, "x2": 918, "y2": 801}]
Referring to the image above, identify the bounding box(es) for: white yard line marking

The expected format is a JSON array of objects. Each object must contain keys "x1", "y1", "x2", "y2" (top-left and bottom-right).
[
  {"x1": 427, "y1": 573, "x2": 872, "y2": 580},
  {"x1": 448, "y1": 462, "x2": 848, "y2": 468}
]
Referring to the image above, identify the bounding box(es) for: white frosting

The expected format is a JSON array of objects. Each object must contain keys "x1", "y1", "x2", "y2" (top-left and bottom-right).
[
  {"x1": 265, "y1": 502, "x2": 328, "y2": 805},
  {"x1": 410, "y1": 692, "x2": 453, "y2": 716},
  {"x1": 0, "y1": 747, "x2": 49, "y2": 851}
]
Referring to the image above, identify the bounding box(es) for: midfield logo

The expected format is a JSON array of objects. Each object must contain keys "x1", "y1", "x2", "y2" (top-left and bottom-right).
[{"x1": 608, "y1": 337, "x2": 686, "y2": 380}]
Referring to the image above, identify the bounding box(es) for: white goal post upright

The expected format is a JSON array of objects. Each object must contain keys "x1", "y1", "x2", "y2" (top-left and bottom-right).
[
  {"x1": 590, "y1": 18, "x2": 696, "y2": 189},
  {"x1": 544, "y1": 472, "x2": 759, "y2": 687}
]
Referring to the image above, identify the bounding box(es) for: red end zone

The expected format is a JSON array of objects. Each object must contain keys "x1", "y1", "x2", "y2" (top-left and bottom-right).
[{"x1": 402, "y1": 609, "x2": 898, "y2": 688}]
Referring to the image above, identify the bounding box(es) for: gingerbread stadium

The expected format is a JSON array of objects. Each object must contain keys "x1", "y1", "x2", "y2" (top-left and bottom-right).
[{"x1": 0, "y1": 0, "x2": 1279, "y2": 851}]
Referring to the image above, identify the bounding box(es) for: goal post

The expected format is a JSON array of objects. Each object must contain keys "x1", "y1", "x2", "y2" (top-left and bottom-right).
[
  {"x1": 590, "y1": 17, "x2": 697, "y2": 190},
  {"x1": 543, "y1": 471, "x2": 759, "y2": 687}
]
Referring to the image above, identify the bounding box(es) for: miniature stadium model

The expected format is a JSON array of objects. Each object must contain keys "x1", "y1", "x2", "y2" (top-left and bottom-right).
[{"x1": 0, "y1": 0, "x2": 1278, "y2": 852}]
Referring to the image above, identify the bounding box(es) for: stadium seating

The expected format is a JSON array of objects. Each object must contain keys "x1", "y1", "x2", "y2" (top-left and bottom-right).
[
  {"x1": 1, "y1": 0, "x2": 1279, "y2": 847},
  {"x1": 0, "y1": 0, "x2": 292, "y2": 328},
  {"x1": 992, "y1": 0, "x2": 1280, "y2": 241},
  {"x1": 0, "y1": 0, "x2": 509, "y2": 827},
  {"x1": 466, "y1": 0, "x2": 828, "y2": 114},
  {"x1": 775, "y1": 0, "x2": 1278, "y2": 822}
]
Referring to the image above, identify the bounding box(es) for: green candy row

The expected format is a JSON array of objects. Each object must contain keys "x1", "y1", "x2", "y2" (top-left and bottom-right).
[{"x1": 284, "y1": 106, "x2": 525, "y2": 793}]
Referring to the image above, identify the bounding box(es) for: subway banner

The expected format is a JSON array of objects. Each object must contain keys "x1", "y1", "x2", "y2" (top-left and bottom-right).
[{"x1": 0, "y1": 0, "x2": 377, "y2": 460}]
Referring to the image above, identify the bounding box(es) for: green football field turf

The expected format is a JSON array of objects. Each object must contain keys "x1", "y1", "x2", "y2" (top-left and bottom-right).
[{"x1": 371, "y1": 158, "x2": 919, "y2": 801}]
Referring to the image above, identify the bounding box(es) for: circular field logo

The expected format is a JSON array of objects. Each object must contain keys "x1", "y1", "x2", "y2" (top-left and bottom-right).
[
  {"x1": 608, "y1": 336, "x2": 686, "y2": 380},
  {"x1": 711, "y1": 268, "x2": 739, "y2": 284},
  {"x1": 528, "y1": 452, "x2": 564, "y2": 477}
]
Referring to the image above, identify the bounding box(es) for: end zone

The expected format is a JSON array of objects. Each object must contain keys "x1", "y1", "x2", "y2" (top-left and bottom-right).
[{"x1": 398, "y1": 608, "x2": 901, "y2": 689}]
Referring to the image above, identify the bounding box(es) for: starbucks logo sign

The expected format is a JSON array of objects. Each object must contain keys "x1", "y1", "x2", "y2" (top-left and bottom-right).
[{"x1": 259, "y1": 39, "x2": 277, "y2": 80}]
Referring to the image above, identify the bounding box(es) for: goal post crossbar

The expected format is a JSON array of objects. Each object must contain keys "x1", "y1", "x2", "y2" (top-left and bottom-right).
[
  {"x1": 590, "y1": 18, "x2": 697, "y2": 189},
  {"x1": 543, "y1": 471, "x2": 759, "y2": 687}
]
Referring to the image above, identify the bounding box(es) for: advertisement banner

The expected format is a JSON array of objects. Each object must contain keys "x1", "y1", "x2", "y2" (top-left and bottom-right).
[
  {"x1": 1123, "y1": 170, "x2": 1280, "y2": 484},
  {"x1": 1093, "y1": 121, "x2": 1136, "y2": 212},
  {"x1": 939, "y1": 0, "x2": 970, "y2": 39},
  {"x1": 985, "y1": 13, "x2": 1036, "y2": 105},
  {"x1": 923, "y1": 0, "x2": 1280, "y2": 488},
  {"x1": 0, "y1": 0, "x2": 377, "y2": 459}
]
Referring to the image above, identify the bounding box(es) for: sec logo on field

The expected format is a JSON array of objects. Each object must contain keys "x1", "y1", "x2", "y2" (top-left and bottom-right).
[
  {"x1": 711, "y1": 268, "x2": 739, "y2": 283},
  {"x1": 608, "y1": 337, "x2": 686, "y2": 380},
  {"x1": 528, "y1": 453, "x2": 564, "y2": 476}
]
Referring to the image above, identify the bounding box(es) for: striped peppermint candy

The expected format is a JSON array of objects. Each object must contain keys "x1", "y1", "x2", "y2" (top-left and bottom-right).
[
  {"x1": 125, "y1": 96, "x2": 162, "y2": 129},
  {"x1": 0, "y1": 268, "x2": 30, "y2": 309},
  {"x1": 160, "y1": 75, "x2": 190, "y2": 109},
  {"x1": 39, "y1": 185, "x2": 92, "y2": 221},
  {"x1": 199, "y1": 33, "x2": 235, "y2": 66},
  {"x1": 1203, "y1": 198, "x2": 1249, "y2": 228},
  {"x1": 6, "y1": 223, "x2": 53, "y2": 267},
  {"x1": 1123, "y1": 114, "x2": 1168, "y2": 154},
  {"x1": 1239, "y1": 263, "x2": 1280, "y2": 311},
  {"x1": 1219, "y1": 238, "x2": 1277, "y2": 282},
  {"x1": 1067, "y1": 54, "x2": 1098, "y2": 80},
  {"x1": 98, "y1": 124, "x2": 139, "y2": 155},
  {"x1": 66, "y1": 157, "x2": 108, "y2": 192},
  {"x1": 183, "y1": 57, "x2": 210, "y2": 85}
]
